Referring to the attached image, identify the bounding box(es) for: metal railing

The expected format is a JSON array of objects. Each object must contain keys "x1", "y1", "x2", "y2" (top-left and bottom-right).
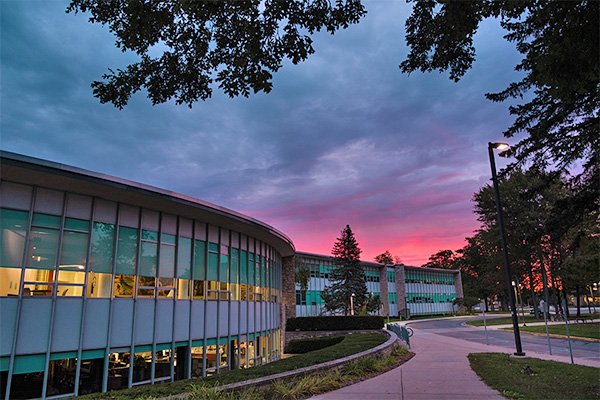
[{"x1": 386, "y1": 322, "x2": 413, "y2": 348}]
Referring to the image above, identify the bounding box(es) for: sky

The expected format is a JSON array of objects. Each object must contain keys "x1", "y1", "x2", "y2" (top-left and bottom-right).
[{"x1": 1, "y1": 1, "x2": 521, "y2": 266}]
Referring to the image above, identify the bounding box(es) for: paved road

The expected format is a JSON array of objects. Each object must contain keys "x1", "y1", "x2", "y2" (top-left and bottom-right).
[
  {"x1": 409, "y1": 315, "x2": 600, "y2": 362},
  {"x1": 311, "y1": 316, "x2": 599, "y2": 399}
]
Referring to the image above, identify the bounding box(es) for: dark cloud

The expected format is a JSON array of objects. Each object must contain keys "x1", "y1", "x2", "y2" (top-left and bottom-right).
[{"x1": 1, "y1": 0, "x2": 520, "y2": 264}]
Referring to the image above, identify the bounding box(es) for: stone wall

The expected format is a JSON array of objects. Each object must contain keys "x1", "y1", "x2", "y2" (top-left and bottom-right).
[
  {"x1": 281, "y1": 255, "x2": 296, "y2": 351},
  {"x1": 379, "y1": 267, "x2": 389, "y2": 316},
  {"x1": 396, "y1": 265, "x2": 409, "y2": 318}
]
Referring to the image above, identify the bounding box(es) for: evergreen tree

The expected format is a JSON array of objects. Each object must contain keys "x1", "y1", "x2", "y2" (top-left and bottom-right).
[{"x1": 322, "y1": 225, "x2": 367, "y2": 316}]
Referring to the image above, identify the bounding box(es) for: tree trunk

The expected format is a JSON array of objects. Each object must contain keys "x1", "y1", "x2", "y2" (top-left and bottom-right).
[
  {"x1": 484, "y1": 297, "x2": 489, "y2": 312},
  {"x1": 576, "y1": 285, "x2": 581, "y2": 317},
  {"x1": 562, "y1": 286, "x2": 570, "y2": 318},
  {"x1": 528, "y1": 267, "x2": 539, "y2": 318}
]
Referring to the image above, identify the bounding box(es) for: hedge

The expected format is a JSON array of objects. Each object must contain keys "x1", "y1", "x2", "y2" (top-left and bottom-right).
[
  {"x1": 286, "y1": 316, "x2": 385, "y2": 331},
  {"x1": 285, "y1": 335, "x2": 345, "y2": 354}
]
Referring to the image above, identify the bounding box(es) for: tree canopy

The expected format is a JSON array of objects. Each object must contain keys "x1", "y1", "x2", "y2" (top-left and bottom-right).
[
  {"x1": 401, "y1": 0, "x2": 599, "y2": 204},
  {"x1": 70, "y1": 1, "x2": 599, "y2": 199},
  {"x1": 422, "y1": 249, "x2": 456, "y2": 269},
  {"x1": 374, "y1": 250, "x2": 394, "y2": 265},
  {"x1": 428, "y1": 167, "x2": 599, "y2": 313},
  {"x1": 67, "y1": 0, "x2": 365, "y2": 108}
]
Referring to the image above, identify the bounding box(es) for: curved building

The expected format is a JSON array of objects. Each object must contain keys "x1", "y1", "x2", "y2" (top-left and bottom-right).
[{"x1": 0, "y1": 151, "x2": 295, "y2": 399}]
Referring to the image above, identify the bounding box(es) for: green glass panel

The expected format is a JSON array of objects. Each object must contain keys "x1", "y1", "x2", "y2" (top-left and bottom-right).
[
  {"x1": 161, "y1": 233, "x2": 176, "y2": 245},
  {"x1": 90, "y1": 222, "x2": 115, "y2": 273},
  {"x1": 14, "y1": 354, "x2": 46, "y2": 374},
  {"x1": 175, "y1": 341, "x2": 188, "y2": 347},
  {"x1": 135, "y1": 345, "x2": 152, "y2": 353},
  {"x1": 230, "y1": 248, "x2": 239, "y2": 283},
  {"x1": 248, "y1": 254, "x2": 255, "y2": 285},
  {"x1": 155, "y1": 343, "x2": 172, "y2": 351},
  {"x1": 29, "y1": 227, "x2": 59, "y2": 270},
  {"x1": 32, "y1": 213, "x2": 60, "y2": 228},
  {"x1": 208, "y1": 242, "x2": 218, "y2": 252},
  {"x1": 240, "y1": 250, "x2": 248, "y2": 284},
  {"x1": 159, "y1": 244, "x2": 175, "y2": 278},
  {"x1": 260, "y1": 257, "x2": 265, "y2": 284},
  {"x1": 82, "y1": 349, "x2": 105, "y2": 360},
  {"x1": 60, "y1": 231, "x2": 88, "y2": 267},
  {"x1": 177, "y1": 237, "x2": 192, "y2": 279},
  {"x1": 50, "y1": 351, "x2": 77, "y2": 360},
  {"x1": 64, "y1": 218, "x2": 90, "y2": 232},
  {"x1": 0, "y1": 356, "x2": 8, "y2": 372},
  {"x1": 141, "y1": 230, "x2": 158, "y2": 242},
  {"x1": 1, "y1": 209, "x2": 28, "y2": 268},
  {"x1": 116, "y1": 226, "x2": 138, "y2": 275},
  {"x1": 207, "y1": 252, "x2": 218, "y2": 281},
  {"x1": 139, "y1": 242, "x2": 157, "y2": 277},
  {"x1": 219, "y1": 254, "x2": 229, "y2": 283},
  {"x1": 193, "y1": 240, "x2": 206, "y2": 280}
]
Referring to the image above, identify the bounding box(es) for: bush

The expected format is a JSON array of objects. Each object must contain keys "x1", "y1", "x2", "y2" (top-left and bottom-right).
[
  {"x1": 285, "y1": 336, "x2": 344, "y2": 354},
  {"x1": 286, "y1": 316, "x2": 384, "y2": 331}
]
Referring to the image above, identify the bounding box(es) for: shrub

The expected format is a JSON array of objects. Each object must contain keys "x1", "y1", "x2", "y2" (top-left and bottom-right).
[
  {"x1": 286, "y1": 316, "x2": 384, "y2": 331},
  {"x1": 285, "y1": 336, "x2": 344, "y2": 354}
]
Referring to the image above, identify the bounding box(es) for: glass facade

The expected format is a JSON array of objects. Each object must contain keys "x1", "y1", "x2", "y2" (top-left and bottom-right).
[
  {"x1": 295, "y1": 253, "x2": 461, "y2": 318},
  {"x1": 405, "y1": 268, "x2": 458, "y2": 315},
  {"x1": 0, "y1": 178, "x2": 287, "y2": 399}
]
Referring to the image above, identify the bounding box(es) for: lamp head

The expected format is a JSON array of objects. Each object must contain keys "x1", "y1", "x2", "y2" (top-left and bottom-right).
[{"x1": 489, "y1": 142, "x2": 511, "y2": 157}]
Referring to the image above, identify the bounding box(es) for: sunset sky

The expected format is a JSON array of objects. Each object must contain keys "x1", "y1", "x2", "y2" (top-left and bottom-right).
[{"x1": 1, "y1": 1, "x2": 518, "y2": 265}]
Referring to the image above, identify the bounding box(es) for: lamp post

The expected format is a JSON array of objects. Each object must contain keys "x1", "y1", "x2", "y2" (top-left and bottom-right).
[
  {"x1": 488, "y1": 142, "x2": 525, "y2": 356},
  {"x1": 350, "y1": 293, "x2": 355, "y2": 316}
]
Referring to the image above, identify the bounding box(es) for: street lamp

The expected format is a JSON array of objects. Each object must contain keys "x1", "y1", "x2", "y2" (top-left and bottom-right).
[
  {"x1": 350, "y1": 293, "x2": 355, "y2": 316},
  {"x1": 488, "y1": 142, "x2": 526, "y2": 356}
]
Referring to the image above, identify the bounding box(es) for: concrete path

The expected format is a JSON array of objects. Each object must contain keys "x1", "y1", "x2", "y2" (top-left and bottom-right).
[
  {"x1": 311, "y1": 319, "x2": 599, "y2": 400},
  {"x1": 310, "y1": 328, "x2": 505, "y2": 400}
]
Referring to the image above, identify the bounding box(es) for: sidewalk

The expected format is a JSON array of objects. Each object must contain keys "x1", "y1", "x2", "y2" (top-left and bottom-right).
[{"x1": 311, "y1": 325, "x2": 599, "y2": 400}]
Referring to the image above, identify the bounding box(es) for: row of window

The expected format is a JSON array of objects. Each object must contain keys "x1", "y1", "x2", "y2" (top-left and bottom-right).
[
  {"x1": 407, "y1": 294, "x2": 456, "y2": 304},
  {"x1": 298, "y1": 263, "x2": 384, "y2": 283},
  {"x1": 405, "y1": 271, "x2": 455, "y2": 285},
  {"x1": 364, "y1": 268, "x2": 381, "y2": 283},
  {"x1": 294, "y1": 292, "x2": 455, "y2": 305},
  {"x1": 296, "y1": 290, "x2": 325, "y2": 306},
  {"x1": 0, "y1": 332, "x2": 280, "y2": 398},
  {"x1": 387, "y1": 270, "x2": 395, "y2": 283},
  {"x1": 1, "y1": 208, "x2": 281, "y2": 301}
]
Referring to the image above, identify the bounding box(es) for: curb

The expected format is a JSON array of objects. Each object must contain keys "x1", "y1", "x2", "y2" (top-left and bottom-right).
[
  {"x1": 497, "y1": 328, "x2": 600, "y2": 343},
  {"x1": 164, "y1": 330, "x2": 400, "y2": 399}
]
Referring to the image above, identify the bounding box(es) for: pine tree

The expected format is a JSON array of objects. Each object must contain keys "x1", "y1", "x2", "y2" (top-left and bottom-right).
[{"x1": 322, "y1": 225, "x2": 368, "y2": 316}]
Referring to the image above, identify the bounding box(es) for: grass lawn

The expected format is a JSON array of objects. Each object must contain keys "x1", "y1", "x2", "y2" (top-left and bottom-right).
[
  {"x1": 77, "y1": 332, "x2": 388, "y2": 399},
  {"x1": 467, "y1": 316, "x2": 544, "y2": 326},
  {"x1": 515, "y1": 322, "x2": 600, "y2": 340},
  {"x1": 469, "y1": 352, "x2": 600, "y2": 400},
  {"x1": 468, "y1": 313, "x2": 600, "y2": 327}
]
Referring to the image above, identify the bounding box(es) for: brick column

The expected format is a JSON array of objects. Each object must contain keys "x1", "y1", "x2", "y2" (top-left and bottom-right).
[
  {"x1": 379, "y1": 265, "x2": 389, "y2": 316},
  {"x1": 454, "y1": 271, "x2": 464, "y2": 298},
  {"x1": 280, "y1": 255, "x2": 296, "y2": 351},
  {"x1": 396, "y1": 265, "x2": 409, "y2": 319}
]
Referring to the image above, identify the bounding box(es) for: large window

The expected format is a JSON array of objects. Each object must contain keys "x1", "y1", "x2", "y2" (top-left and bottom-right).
[
  {"x1": 24, "y1": 213, "x2": 60, "y2": 296},
  {"x1": 88, "y1": 222, "x2": 115, "y2": 298},
  {"x1": 107, "y1": 351, "x2": 130, "y2": 390},
  {"x1": 177, "y1": 236, "x2": 192, "y2": 299},
  {"x1": 0, "y1": 209, "x2": 28, "y2": 296},
  {"x1": 138, "y1": 230, "x2": 158, "y2": 298},
  {"x1": 114, "y1": 227, "x2": 137, "y2": 297},
  {"x1": 58, "y1": 218, "x2": 89, "y2": 297}
]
